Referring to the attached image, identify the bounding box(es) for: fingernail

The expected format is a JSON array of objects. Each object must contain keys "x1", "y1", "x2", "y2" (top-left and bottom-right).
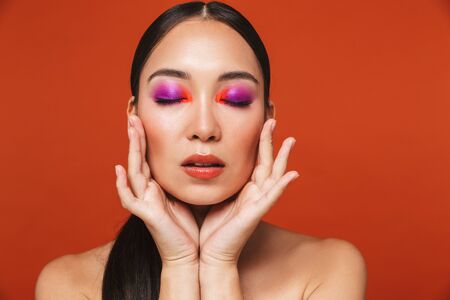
[
  {"x1": 291, "y1": 138, "x2": 296, "y2": 146},
  {"x1": 115, "y1": 165, "x2": 120, "y2": 176},
  {"x1": 128, "y1": 116, "x2": 134, "y2": 127}
]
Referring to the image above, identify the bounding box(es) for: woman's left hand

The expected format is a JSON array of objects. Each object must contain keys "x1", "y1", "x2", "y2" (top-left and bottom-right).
[{"x1": 199, "y1": 118, "x2": 300, "y2": 267}]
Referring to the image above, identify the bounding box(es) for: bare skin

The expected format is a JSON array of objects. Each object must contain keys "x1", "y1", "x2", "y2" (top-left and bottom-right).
[
  {"x1": 36, "y1": 221, "x2": 363, "y2": 300},
  {"x1": 35, "y1": 17, "x2": 367, "y2": 299}
]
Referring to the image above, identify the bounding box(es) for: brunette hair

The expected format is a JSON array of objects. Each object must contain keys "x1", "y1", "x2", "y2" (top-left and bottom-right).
[{"x1": 102, "y1": 1, "x2": 271, "y2": 299}]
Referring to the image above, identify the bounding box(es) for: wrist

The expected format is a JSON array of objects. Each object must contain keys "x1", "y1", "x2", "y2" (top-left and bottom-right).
[
  {"x1": 200, "y1": 252, "x2": 239, "y2": 269},
  {"x1": 199, "y1": 263, "x2": 243, "y2": 299},
  {"x1": 199, "y1": 260, "x2": 238, "y2": 270},
  {"x1": 163, "y1": 259, "x2": 199, "y2": 270},
  {"x1": 198, "y1": 251, "x2": 239, "y2": 268},
  {"x1": 161, "y1": 262, "x2": 199, "y2": 284},
  {"x1": 199, "y1": 261, "x2": 239, "y2": 282},
  {"x1": 160, "y1": 261, "x2": 200, "y2": 300}
]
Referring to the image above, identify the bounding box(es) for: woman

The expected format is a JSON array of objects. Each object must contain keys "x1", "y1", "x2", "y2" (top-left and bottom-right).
[{"x1": 36, "y1": 1, "x2": 367, "y2": 299}]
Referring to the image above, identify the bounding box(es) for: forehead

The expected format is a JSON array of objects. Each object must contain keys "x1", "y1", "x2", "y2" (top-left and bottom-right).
[{"x1": 141, "y1": 18, "x2": 262, "y2": 83}]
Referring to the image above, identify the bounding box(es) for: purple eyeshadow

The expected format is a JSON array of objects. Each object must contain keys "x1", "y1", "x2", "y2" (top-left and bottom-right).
[
  {"x1": 152, "y1": 82, "x2": 185, "y2": 99},
  {"x1": 222, "y1": 86, "x2": 254, "y2": 104}
]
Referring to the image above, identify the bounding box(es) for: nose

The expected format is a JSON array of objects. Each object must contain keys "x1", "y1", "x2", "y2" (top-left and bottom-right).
[{"x1": 186, "y1": 94, "x2": 222, "y2": 143}]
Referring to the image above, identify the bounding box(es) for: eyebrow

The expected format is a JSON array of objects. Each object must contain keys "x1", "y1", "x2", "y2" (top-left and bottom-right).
[{"x1": 147, "y1": 68, "x2": 259, "y2": 84}]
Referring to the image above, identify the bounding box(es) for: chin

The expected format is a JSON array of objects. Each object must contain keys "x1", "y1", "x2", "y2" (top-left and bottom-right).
[
  {"x1": 163, "y1": 181, "x2": 241, "y2": 206},
  {"x1": 151, "y1": 164, "x2": 252, "y2": 205}
]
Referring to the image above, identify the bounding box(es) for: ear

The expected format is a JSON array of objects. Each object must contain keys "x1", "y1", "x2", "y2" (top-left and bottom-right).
[
  {"x1": 127, "y1": 96, "x2": 137, "y2": 117},
  {"x1": 265, "y1": 99, "x2": 275, "y2": 120}
]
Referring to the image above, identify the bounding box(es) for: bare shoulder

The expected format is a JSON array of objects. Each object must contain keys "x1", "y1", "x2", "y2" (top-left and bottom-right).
[
  {"x1": 258, "y1": 221, "x2": 366, "y2": 269},
  {"x1": 256, "y1": 221, "x2": 367, "y2": 299},
  {"x1": 304, "y1": 237, "x2": 367, "y2": 299},
  {"x1": 35, "y1": 241, "x2": 114, "y2": 300},
  {"x1": 286, "y1": 230, "x2": 368, "y2": 300}
]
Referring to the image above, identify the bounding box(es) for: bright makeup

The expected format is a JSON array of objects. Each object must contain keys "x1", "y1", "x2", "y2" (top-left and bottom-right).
[
  {"x1": 215, "y1": 84, "x2": 255, "y2": 107},
  {"x1": 182, "y1": 165, "x2": 224, "y2": 179},
  {"x1": 151, "y1": 81, "x2": 192, "y2": 104},
  {"x1": 151, "y1": 81, "x2": 255, "y2": 107}
]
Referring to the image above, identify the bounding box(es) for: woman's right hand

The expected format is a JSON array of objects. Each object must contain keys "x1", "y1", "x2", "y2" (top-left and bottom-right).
[{"x1": 114, "y1": 110, "x2": 199, "y2": 267}]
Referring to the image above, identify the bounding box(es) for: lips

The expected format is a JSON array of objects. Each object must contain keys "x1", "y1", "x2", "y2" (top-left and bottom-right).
[
  {"x1": 181, "y1": 153, "x2": 225, "y2": 179},
  {"x1": 181, "y1": 154, "x2": 225, "y2": 167}
]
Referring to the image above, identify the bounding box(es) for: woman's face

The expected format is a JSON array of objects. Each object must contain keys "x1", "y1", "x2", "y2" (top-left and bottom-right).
[{"x1": 128, "y1": 18, "x2": 274, "y2": 205}]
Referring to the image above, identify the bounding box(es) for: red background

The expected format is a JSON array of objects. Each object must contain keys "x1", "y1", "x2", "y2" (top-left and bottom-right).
[{"x1": 1, "y1": 0, "x2": 449, "y2": 299}]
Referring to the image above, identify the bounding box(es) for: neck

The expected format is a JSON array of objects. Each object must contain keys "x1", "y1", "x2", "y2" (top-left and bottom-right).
[
  {"x1": 188, "y1": 204, "x2": 212, "y2": 228},
  {"x1": 164, "y1": 191, "x2": 212, "y2": 228},
  {"x1": 164, "y1": 191, "x2": 240, "y2": 229}
]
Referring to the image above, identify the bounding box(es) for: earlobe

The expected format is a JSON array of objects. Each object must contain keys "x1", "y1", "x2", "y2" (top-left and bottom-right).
[
  {"x1": 265, "y1": 99, "x2": 275, "y2": 120},
  {"x1": 127, "y1": 96, "x2": 136, "y2": 116}
]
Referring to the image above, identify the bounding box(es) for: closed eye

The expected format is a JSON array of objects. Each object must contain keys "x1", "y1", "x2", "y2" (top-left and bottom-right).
[
  {"x1": 155, "y1": 98, "x2": 252, "y2": 107},
  {"x1": 155, "y1": 98, "x2": 186, "y2": 105},
  {"x1": 220, "y1": 99, "x2": 253, "y2": 107}
]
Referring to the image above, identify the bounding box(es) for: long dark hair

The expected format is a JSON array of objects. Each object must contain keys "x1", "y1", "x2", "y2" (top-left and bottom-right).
[{"x1": 102, "y1": 1, "x2": 271, "y2": 299}]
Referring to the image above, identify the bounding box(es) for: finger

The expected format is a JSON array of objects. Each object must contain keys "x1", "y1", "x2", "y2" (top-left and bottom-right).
[
  {"x1": 129, "y1": 114, "x2": 151, "y2": 179},
  {"x1": 115, "y1": 164, "x2": 138, "y2": 212},
  {"x1": 168, "y1": 200, "x2": 199, "y2": 243},
  {"x1": 260, "y1": 171, "x2": 299, "y2": 213},
  {"x1": 250, "y1": 143, "x2": 260, "y2": 182},
  {"x1": 271, "y1": 137, "x2": 296, "y2": 180},
  {"x1": 127, "y1": 123, "x2": 147, "y2": 199},
  {"x1": 254, "y1": 119, "x2": 275, "y2": 188}
]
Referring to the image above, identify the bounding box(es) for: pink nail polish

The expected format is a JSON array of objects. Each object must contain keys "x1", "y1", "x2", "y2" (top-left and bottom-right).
[
  {"x1": 271, "y1": 120, "x2": 276, "y2": 131},
  {"x1": 128, "y1": 117, "x2": 134, "y2": 127}
]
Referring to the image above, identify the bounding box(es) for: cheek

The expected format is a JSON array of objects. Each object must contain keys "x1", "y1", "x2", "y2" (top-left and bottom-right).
[
  {"x1": 241, "y1": 127, "x2": 260, "y2": 153},
  {"x1": 140, "y1": 115, "x2": 174, "y2": 164},
  {"x1": 229, "y1": 120, "x2": 262, "y2": 170}
]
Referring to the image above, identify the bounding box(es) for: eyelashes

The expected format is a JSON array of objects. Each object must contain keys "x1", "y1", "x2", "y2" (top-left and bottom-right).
[
  {"x1": 220, "y1": 99, "x2": 253, "y2": 107},
  {"x1": 154, "y1": 98, "x2": 187, "y2": 105},
  {"x1": 152, "y1": 83, "x2": 255, "y2": 107},
  {"x1": 154, "y1": 97, "x2": 253, "y2": 107}
]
